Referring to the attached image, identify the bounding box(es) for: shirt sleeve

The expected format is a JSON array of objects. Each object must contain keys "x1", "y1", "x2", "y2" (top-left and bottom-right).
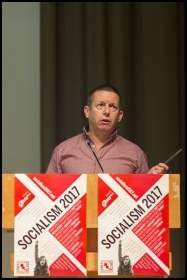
[
  {"x1": 134, "y1": 150, "x2": 149, "y2": 174},
  {"x1": 46, "y1": 148, "x2": 62, "y2": 174}
]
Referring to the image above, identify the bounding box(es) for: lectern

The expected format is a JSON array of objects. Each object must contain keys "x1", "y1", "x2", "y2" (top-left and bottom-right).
[{"x1": 2, "y1": 174, "x2": 180, "y2": 278}]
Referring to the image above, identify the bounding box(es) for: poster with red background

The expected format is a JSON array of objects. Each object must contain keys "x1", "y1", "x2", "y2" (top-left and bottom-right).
[
  {"x1": 98, "y1": 174, "x2": 170, "y2": 276},
  {"x1": 14, "y1": 174, "x2": 87, "y2": 277}
]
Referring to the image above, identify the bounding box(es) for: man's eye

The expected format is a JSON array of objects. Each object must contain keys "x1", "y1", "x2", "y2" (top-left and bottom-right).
[
  {"x1": 96, "y1": 104, "x2": 104, "y2": 109},
  {"x1": 110, "y1": 105, "x2": 118, "y2": 111}
]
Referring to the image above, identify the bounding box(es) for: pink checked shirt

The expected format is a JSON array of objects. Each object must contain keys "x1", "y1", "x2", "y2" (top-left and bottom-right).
[{"x1": 46, "y1": 126, "x2": 149, "y2": 174}]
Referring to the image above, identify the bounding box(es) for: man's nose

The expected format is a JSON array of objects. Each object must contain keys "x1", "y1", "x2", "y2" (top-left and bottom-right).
[{"x1": 103, "y1": 104, "x2": 110, "y2": 114}]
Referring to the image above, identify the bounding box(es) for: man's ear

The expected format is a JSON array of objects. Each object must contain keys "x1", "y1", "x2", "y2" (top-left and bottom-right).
[
  {"x1": 118, "y1": 110, "x2": 124, "y2": 123},
  {"x1": 84, "y1": 105, "x2": 89, "y2": 118}
]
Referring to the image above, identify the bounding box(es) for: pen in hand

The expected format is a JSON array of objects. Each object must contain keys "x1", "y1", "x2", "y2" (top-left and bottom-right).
[{"x1": 164, "y1": 148, "x2": 182, "y2": 164}]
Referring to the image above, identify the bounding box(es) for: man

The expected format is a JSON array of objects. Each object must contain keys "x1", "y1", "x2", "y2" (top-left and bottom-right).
[{"x1": 46, "y1": 85, "x2": 169, "y2": 174}]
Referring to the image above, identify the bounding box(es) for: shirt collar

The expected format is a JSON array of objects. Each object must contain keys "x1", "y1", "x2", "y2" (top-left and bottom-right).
[{"x1": 83, "y1": 125, "x2": 117, "y2": 143}]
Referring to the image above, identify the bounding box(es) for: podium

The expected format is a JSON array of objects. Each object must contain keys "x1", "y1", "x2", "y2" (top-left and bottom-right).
[{"x1": 2, "y1": 174, "x2": 180, "y2": 278}]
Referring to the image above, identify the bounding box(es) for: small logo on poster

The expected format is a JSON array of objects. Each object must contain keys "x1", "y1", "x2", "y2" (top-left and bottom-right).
[
  {"x1": 16, "y1": 261, "x2": 29, "y2": 274},
  {"x1": 100, "y1": 260, "x2": 113, "y2": 273}
]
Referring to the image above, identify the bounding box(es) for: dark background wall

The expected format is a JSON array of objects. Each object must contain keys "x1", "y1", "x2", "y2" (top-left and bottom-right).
[{"x1": 41, "y1": 2, "x2": 184, "y2": 174}]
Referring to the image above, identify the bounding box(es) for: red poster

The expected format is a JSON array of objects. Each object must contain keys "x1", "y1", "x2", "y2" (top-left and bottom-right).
[
  {"x1": 14, "y1": 174, "x2": 87, "y2": 277},
  {"x1": 98, "y1": 174, "x2": 170, "y2": 276}
]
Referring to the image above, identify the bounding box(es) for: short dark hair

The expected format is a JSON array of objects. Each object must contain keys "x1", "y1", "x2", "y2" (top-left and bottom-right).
[{"x1": 87, "y1": 85, "x2": 121, "y2": 106}]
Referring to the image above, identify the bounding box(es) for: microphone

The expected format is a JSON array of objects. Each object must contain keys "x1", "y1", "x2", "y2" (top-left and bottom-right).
[{"x1": 87, "y1": 141, "x2": 104, "y2": 172}]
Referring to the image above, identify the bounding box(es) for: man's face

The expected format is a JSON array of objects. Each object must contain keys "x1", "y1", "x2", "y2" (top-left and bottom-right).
[{"x1": 84, "y1": 90, "x2": 123, "y2": 134}]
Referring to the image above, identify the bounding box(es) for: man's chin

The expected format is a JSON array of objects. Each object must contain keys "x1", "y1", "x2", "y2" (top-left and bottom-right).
[{"x1": 99, "y1": 124, "x2": 111, "y2": 129}]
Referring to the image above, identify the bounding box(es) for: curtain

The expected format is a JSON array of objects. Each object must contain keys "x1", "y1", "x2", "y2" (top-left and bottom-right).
[{"x1": 40, "y1": 3, "x2": 185, "y2": 277}]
